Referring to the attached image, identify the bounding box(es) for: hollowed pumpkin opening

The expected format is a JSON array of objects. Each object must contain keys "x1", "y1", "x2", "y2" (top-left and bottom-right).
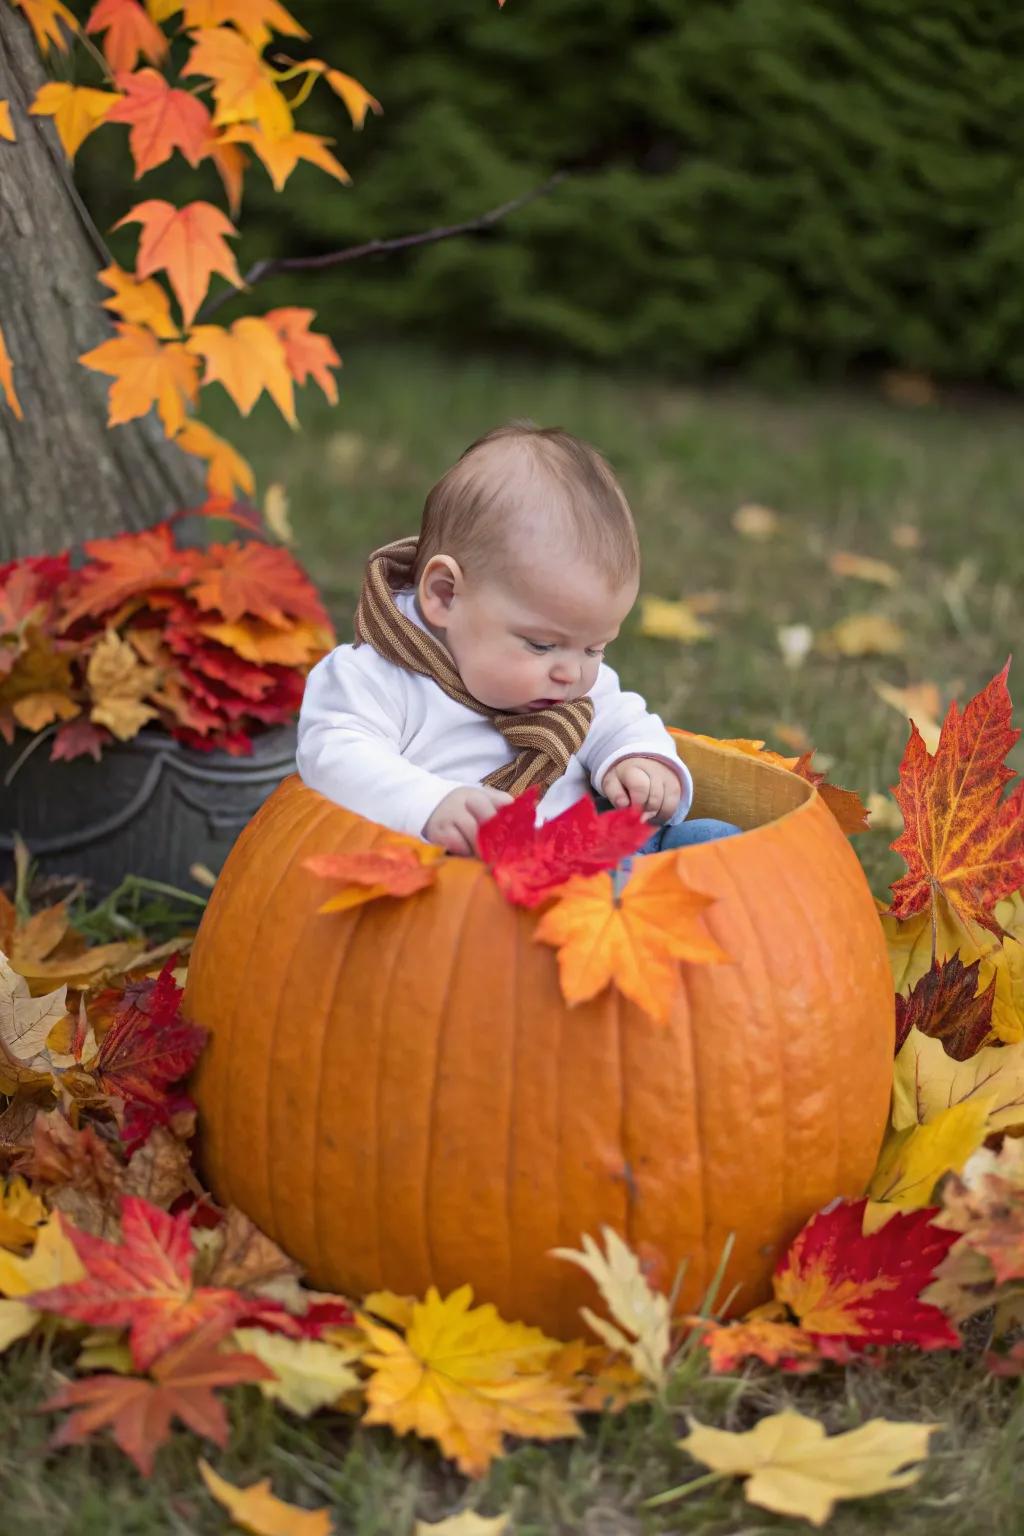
[{"x1": 670, "y1": 732, "x2": 814, "y2": 831}]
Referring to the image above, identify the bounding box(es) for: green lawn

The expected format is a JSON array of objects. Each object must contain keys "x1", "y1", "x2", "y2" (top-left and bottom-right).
[{"x1": 6, "y1": 347, "x2": 1024, "y2": 1533}]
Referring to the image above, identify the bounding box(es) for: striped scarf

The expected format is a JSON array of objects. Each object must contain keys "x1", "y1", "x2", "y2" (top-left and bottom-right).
[{"x1": 353, "y1": 536, "x2": 595, "y2": 797}]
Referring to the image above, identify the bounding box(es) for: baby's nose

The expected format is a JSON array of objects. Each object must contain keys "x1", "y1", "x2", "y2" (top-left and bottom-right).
[{"x1": 549, "y1": 657, "x2": 580, "y2": 684}]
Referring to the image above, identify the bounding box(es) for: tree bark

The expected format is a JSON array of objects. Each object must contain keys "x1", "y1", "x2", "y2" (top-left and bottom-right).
[{"x1": 0, "y1": 7, "x2": 202, "y2": 561}]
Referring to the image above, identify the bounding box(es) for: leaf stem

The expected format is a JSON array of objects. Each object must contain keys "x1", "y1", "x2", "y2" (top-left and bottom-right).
[{"x1": 643, "y1": 1469, "x2": 729, "y2": 1509}]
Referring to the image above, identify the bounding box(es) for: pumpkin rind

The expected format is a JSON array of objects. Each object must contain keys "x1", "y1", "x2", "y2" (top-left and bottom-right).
[{"x1": 185, "y1": 742, "x2": 894, "y2": 1338}]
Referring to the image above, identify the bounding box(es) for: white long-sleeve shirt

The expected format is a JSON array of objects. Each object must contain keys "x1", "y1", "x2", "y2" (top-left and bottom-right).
[{"x1": 296, "y1": 589, "x2": 693, "y2": 838}]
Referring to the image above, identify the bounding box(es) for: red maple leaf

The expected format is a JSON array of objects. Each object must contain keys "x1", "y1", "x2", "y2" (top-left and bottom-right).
[
  {"x1": 889, "y1": 662, "x2": 1024, "y2": 934},
  {"x1": 89, "y1": 964, "x2": 207, "y2": 1152},
  {"x1": 894, "y1": 954, "x2": 996, "y2": 1059},
  {"x1": 476, "y1": 788, "x2": 650, "y2": 908},
  {"x1": 41, "y1": 1321, "x2": 272, "y2": 1475},
  {"x1": 189, "y1": 540, "x2": 329, "y2": 628},
  {"x1": 106, "y1": 67, "x2": 212, "y2": 178},
  {"x1": 236, "y1": 1295, "x2": 355, "y2": 1339},
  {"x1": 60, "y1": 524, "x2": 196, "y2": 628},
  {"x1": 51, "y1": 718, "x2": 110, "y2": 763},
  {"x1": 27, "y1": 1196, "x2": 249, "y2": 1370},
  {"x1": 790, "y1": 752, "x2": 870, "y2": 835},
  {"x1": 0, "y1": 554, "x2": 71, "y2": 635},
  {"x1": 86, "y1": 0, "x2": 167, "y2": 73}
]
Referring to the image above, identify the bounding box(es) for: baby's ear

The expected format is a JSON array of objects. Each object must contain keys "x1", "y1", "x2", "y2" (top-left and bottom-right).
[{"x1": 418, "y1": 555, "x2": 462, "y2": 625}]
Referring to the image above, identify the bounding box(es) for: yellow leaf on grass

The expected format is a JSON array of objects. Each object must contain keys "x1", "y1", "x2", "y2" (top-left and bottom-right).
[
  {"x1": 535, "y1": 858, "x2": 729, "y2": 1026},
  {"x1": 87, "y1": 630, "x2": 160, "y2": 742},
  {"x1": 893, "y1": 1027, "x2": 1024, "y2": 1134},
  {"x1": 732, "y1": 503, "x2": 779, "y2": 540},
  {"x1": 175, "y1": 418, "x2": 254, "y2": 500},
  {"x1": 232, "y1": 1329, "x2": 361, "y2": 1417},
  {"x1": 866, "y1": 1099, "x2": 990, "y2": 1226},
  {"x1": 29, "y1": 81, "x2": 121, "y2": 159},
  {"x1": 665, "y1": 1410, "x2": 938, "y2": 1526},
  {"x1": 552, "y1": 1227, "x2": 669, "y2": 1391},
  {"x1": 873, "y1": 680, "x2": 943, "y2": 755},
  {"x1": 819, "y1": 613, "x2": 907, "y2": 658},
  {"x1": 199, "y1": 1459, "x2": 333, "y2": 1536},
  {"x1": 415, "y1": 1516, "x2": 509, "y2": 1536},
  {"x1": 0, "y1": 322, "x2": 23, "y2": 420},
  {"x1": 638, "y1": 596, "x2": 713, "y2": 644},
  {"x1": 0, "y1": 100, "x2": 15, "y2": 141},
  {"x1": 828, "y1": 551, "x2": 900, "y2": 587},
  {"x1": 0, "y1": 1176, "x2": 47, "y2": 1250},
  {"x1": 360, "y1": 1284, "x2": 579, "y2": 1478},
  {"x1": 79, "y1": 323, "x2": 199, "y2": 436}
]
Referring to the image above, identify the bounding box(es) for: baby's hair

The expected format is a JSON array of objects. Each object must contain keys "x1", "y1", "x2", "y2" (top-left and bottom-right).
[{"x1": 413, "y1": 421, "x2": 640, "y2": 588}]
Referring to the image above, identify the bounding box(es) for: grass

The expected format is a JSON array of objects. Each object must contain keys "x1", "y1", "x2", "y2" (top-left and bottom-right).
[{"x1": 6, "y1": 344, "x2": 1024, "y2": 1532}]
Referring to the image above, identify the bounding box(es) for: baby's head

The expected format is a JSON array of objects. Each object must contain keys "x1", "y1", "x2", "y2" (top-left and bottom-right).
[{"x1": 414, "y1": 423, "x2": 639, "y2": 713}]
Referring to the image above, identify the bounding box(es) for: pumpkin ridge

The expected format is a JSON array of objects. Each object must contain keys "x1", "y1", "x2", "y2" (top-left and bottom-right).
[
  {"x1": 421, "y1": 862, "x2": 486, "y2": 1289},
  {"x1": 676, "y1": 888, "x2": 711, "y2": 1307},
  {"x1": 503, "y1": 888, "x2": 522, "y2": 1312}
]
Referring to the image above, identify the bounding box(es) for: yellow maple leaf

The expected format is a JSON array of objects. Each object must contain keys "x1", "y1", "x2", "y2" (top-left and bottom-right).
[
  {"x1": 12, "y1": 0, "x2": 75, "y2": 54},
  {"x1": 0, "y1": 1212, "x2": 84, "y2": 1354},
  {"x1": 0, "y1": 1176, "x2": 47, "y2": 1250},
  {"x1": 818, "y1": 612, "x2": 907, "y2": 658},
  {"x1": 866, "y1": 1099, "x2": 990, "y2": 1226},
  {"x1": 828, "y1": 550, "x2": 901, "y2": 588},
  {"x1": 198, "y1": 617, "x2": 331, "y2": 667},
  {"x1": 231, "y1": 1329, "x2": 362, "y2": 1417},
  {"x1": 184, "y1": 26, "x2": 293, "y2": 138},
  {"x1": 534, "y1": 857, "x2": 730, "y2": 1025},
  {"x1": 198, "y1": 1459, "x2": 333, "y2": 1536},
  {"x1": 653, "y1": 1410, "x2": 938, "y2": 1525},
  {"x1": 638, "y1": 596, "x2": 713, "y2": 644},
  {"x1": 186, "y1": 317, "x2": 295, "y2": 425},
  {"x1": 175, "y1": 418, "x2": 254, "y2": 499},
  {"x1": 87, "y1": 630, "x2": 160, "y2": 741},
  {"x1": 0, "y1": 322, "x2": 23, "y2": 420},
  {"x1": 415, "y1": 1516, "x2": 509, "y2": 1536},
  {"x1": 98, "y1": 264, "x2": 178, "y2": 341},
  {"x1": 0, "y1": 100, "x2": 15, "y2": 141},
  {"x1": 552, "y1": 1227, "x2": 670, "y2": 1391},
  {"x1": 284, "y1": 59, "x2": 382, "y2": 129},
  {"x1": 732, "y1": 502, "x2": 779, "y2": 539},
  {"x1": 360, "y1": 1285, "x2": 579, "y2": 1477},
  {"x1": 893, "y1": 1026, "x2": 1024, "y2": 1134},
  {"x1": 219, "y1": 124, "x2": 349, "y2": 191},
  {"x1": 29, "y1": 81, "x2": 121, "y2": 159},
  {"x1": 182, "y1": 0, "x2": 308, "y2": 49},
  {"x1": 0, "y1": 951, "x2": 68, "y2": 1085},
  {"x1": 79, "y1": 323, "x2": 199, "y2": 435}
]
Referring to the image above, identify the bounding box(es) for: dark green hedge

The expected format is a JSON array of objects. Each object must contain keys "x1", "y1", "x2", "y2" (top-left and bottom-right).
[{"x1": 95, "y1": 1, "x2": 1024, "y2": 383}]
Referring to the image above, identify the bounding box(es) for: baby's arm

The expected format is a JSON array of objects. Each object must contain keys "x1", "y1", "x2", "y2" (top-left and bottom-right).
[
  {"x1": 578, "y1": 663, "x2": 694, "y2": 823},
  {"x1": 297, "y1": 646, "x2": 467, "y2": 839}
]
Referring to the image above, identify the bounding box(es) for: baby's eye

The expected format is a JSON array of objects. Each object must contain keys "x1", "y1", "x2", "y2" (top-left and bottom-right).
[
  {"x1": 523, "y1": 639, "x2": 554, "y2": 654},
  {"x1": 585, "y1": 647, "x2": 606, "y2": 659}
]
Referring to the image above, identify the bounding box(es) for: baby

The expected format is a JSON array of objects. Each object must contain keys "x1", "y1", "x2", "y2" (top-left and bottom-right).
[{"x1": 297, "y1": 423, "x2": 739, "y2": 856}]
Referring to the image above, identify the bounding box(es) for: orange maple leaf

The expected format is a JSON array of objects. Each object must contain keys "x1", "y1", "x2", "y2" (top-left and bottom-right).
[
  {"x1": 889, "y1": 662, "x2": 1024, "y2": 934},
  {"x1": 534, "y1": 856, "x2": 730, "y2": 1025},
  {"x1": 198, "y1": 616, "x2": 331, "y2": 667},
  {"x1": 29, "y1": 81, "x2": 121, "y2": 159},
  {"x1": 218, "y1": 123, "x2": 349, "y2": 192},
  {"x1": 60, "y1": 523, "x2": 196, "y2": 627},
  {"x1": 86, "y1": 0, "x2": 168, "y2": 73},
  {"x1": 117, "y1": 200, "x2": 243, "y2": 329},
  {"x1": 264, "y1": 308, "x2": 341, "y2": 402},
  {"x1": 183, "y1": 26, "x2": 293, "y2": 139},
  {"x1": 180, "y1": 0, "x2": 307, "y2": 49},
  {"x1": 11, "y1": 0, "x2": 75, "y2": 54},
  {"x1": 207, "y1": 135, "x2": 247, "y2": 219},
  {"x1": 294, "y1": 60, "x2": 382, "y2": 129},
  {"x1": 42, "y1": 1322, "x2": 272, "y2": 1475},
  {"x1": 303, "y1": 844, "x2": 445, "y2": 913},
  {"x1": 79, "y1": 323, "x2": 199, "y2": 436},
  {"x1": 0, "y1": 100, "x2": 14, "y2": 141},
  {"x1": 0, "y1": 323, "x2": 23, "y2": 421},
  {"x1": 106, "y1": 68, "x2": 211, "y2": 177},
  {"x1": 97, "y1": 263, "x2": 178, "y2": 340},
  {"x1": 189, "y1": 540, "x2": 329, "y2": 627},
  {"x1": 174, "y1": 419, "x2": 254, "y2": 499},
  {"x1": 26, "y1": 1195, "x2": 249, "y2": 1370},
  {"x1": 186, "y1": 317, "x2": 295, "y2": 424}
]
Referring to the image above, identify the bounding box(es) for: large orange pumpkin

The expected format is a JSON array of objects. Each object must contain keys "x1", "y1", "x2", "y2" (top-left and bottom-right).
[{"x1": 184, "y1": 736, "x2": 893, "y2": 1339}]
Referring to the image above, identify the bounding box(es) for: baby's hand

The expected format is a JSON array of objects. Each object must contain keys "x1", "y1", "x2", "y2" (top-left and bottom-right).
[
  {"x1": 423, "y1": 785, "x2": 514, "y2": 857},
  {"x1": 601, "y1": 757, "x2": 682, "y2": 824}
]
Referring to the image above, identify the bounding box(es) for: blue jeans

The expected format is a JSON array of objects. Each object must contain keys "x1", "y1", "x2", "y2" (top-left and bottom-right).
[{"x1": 638, "y1": 816, "x2": 743, "y2": 854}]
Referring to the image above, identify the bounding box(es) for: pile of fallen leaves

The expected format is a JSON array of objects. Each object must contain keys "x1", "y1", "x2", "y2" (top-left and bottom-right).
[
  {"x1": 0, "y1": 661, "x2": 1023, "y2": 1531},
  {"x1": 0, "y1": 520, "x2": 333, "y2": 759}
]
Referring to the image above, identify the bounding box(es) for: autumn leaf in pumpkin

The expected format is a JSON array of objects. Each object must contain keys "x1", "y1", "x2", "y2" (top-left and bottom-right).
[
  {"x1": 889, "y1": 662, "x2": 1024, "y2": 935},
  {"x1": 28, "y1": 81, "x2": 122, "y2": 160},
  {"x1": 0, "y1": 322, "x2": 23, "y2": 420},
  {"x1": 42, "y1": 1322, "x2": 273, "y2": 1475},
  {"x1": 477, "y1": 788, "x2": 649, "y2": 908},
  {"x1": 184, "y1": 26, "x2": 293, "y2": 139},
  {"x1": 86, "y1": 0, "x2": 168, "y2": 72},
  {"x1": 535, "y1": 857, "x2": 729, "y2": 1025},
  {"x1": 105, "y1": 68, "x2": 212, "y2": 177},
  {"x1": 304, "y1": 843, "x2": 445, "y2": 914},
  {"x1": 894, "y1": 953, "x2": 995, "y2": 1059},
  {"x1": 360, "y1": 1284, "x2": 580, "y2": 1477},
  {"x1": 190, "y1": 540, "x2": 329, "y2": 628},
  {"x1": 11, "y1": 0, "x2": 76, "y2": 55},
  {"x1": 186, "y1": 317, "x2": 296, "y2": 424},
  {"x1": 26, "y1": 1195, "x2": 249, "y2": 1369},
  {"x1": 78, "y1": 323, "x2": 199, "y2": 437},
  {"x1": 117, "y1": 200, "x2": 242, "y2": 328}
]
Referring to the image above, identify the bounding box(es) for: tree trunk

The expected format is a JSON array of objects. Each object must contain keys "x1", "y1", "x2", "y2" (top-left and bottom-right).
[{"x1": 0, "y1": 7, "x2": 202, "y2": 561}]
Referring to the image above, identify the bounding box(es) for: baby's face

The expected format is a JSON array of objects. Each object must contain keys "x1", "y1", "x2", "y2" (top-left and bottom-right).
[{"x1": 434, "y1": 561, "x2": 636, "y2": 713}]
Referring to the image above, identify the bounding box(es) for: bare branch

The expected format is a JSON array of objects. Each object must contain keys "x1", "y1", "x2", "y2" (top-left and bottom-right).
[{"x1": 196, "y1": 172, "x2": 567, "y2": 324}]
